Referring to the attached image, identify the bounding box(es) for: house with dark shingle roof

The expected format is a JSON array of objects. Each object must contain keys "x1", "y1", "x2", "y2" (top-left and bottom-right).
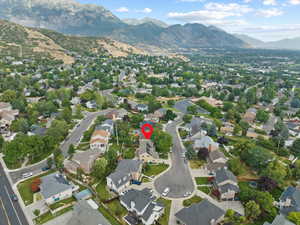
[
  {"x1": 279, "y1": 186, "x2": 300, "y2": 215},
  {"x1": 263, "y1": 214, "x2": 295, "y2": 225},
  {"x1": 106, "y1": 159, "x2": 143, "y2": 194},
  {"x1": 194, "y1": 136, "x2": 219, "y2": 152},
  {"x1": 137, "y1": 139, "x2": 159, "y2": 163},
  {"x1": 66, "y1": 200, "x2": 111, "y2": 225},
  {"x1": 120, "y1": 188, "x2": 164, "y2": 225},
  {"x1": 214, "y1": 167, "x2": 239, "y2": 201},
  {"x1": 40, "y1": 173, "x2": 75, "y2": 205},
  {"x1": 175, "y1": 199, "x2": 225, "y2": 225}
]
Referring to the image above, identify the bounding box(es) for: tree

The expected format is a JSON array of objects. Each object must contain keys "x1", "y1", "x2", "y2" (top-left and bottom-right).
[
  {"x1": 258, "y1": 176, "x2": 277, "y2": 191},
  {"x1": 183, "y1": 114, "x2": 192, "y2": 123},
  {"x1": 151, "y1": 129, "x2": 172, "y2": 155},
  {"x1": 187, "y1": 105, "x2": 198, "y2": 115},
  {"x1": 60, "y1": 107, "x2": 72, "y2": 123},
  {"x1": 92, "y1": 158, "x2": 108, "y2": 181},
  {"x1": 1, "y1": 89, "x2": 17, "y2": 103},
  {"x1": 288, "y1": 212, "x2": 300, "y2": 225},
  {"x1": 162, "y1": 110, "x2": 177, "y2": 121},
  {"x1": 197, "y1": 148, "x2": 209, "y2": 160},
  {"x1": 291, "y1": 98, "x2": 300, "y2": 108},
  {"x1": 33, "y1": 209, "x2": 40, "y2": 217},
  {"x1": 245, "y1": 200, "x2": 261, "y2": 222},
  {"x1": 68, "y1": 144, "x2": 75, "y2": 155},
  {"x1": 256, "y1": 191, "x2": 277, "y2": 218},
  {"x1": 47, "y1": 158, "x2": 53, "y2": 169},
  {"x1": 186, "y1": 145, "x2": 197, "y2": 160},
  {"x1": 31, "y1": 178, "x2": 41, "y2": 193},
  {"x1": 0, "y1": 135, "x2": 4, "y2": 152},
  {"x1": 261, "y1": 160, "x2": 287, "y2": 185},
  {"x1": 292, "y1": 139, "x2": 300, "y2": 156},
  {"x1": 10, "y1": 118, "x2": 30, "y2": 133},
  {"x1": 256, "y1": 110, "x2": 269, "y2": 123},
  {"x1": 228, "y1": 158, "x2": 245, "y2": 176}
]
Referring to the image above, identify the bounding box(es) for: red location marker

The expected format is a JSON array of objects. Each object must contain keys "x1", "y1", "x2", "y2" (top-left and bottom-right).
[{"x1": 141, "y1": 123, "x2": 154, "y2": 139}]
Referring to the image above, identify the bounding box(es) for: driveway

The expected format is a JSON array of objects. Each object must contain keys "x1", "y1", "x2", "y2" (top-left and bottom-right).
[{"x1": 154, "y1": 119, "x2": 195, "y2": 198}]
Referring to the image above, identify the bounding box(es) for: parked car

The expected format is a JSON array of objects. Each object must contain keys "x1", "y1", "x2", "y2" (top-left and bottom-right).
[
  {"x1": 11, "y1": 194, "x2": 18, "y2": 201},
  {"x1": 131, "y1": 180, "x2": 142, "y2": 185},
  {"x1": 22, "y1": 172, "x2": 33, "y2": 179},
  {"x1": 42, "y1": 166, "x2": 50, "y2": 171},
  {"x1": 162, "y1": 187, "x2": 170, "y2": 196}
]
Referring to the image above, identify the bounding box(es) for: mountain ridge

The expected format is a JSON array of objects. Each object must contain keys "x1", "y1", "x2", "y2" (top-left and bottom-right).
[{"x1": 0, "y1": 0, "x2": 248, "y2": 50}]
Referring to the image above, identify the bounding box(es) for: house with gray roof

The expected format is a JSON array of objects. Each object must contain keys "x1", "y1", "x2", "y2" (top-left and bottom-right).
[
  {"x1": 194, "y1": 136, "x2": 219, "y2": 152},
  {"x1": 214, "y1": 167, "x2": 239, "y2": 201},
  {"x1": 66, "y1": 200, "x2": 111, "y2": 225},
  {"x1": 175, "y1": 199, "x2": 225, "y2": 225},
  {"x1": 40, "y1": 173, "x2": 75, "y2": 205},
  {"x1": 206, "y1": 150, "x2": 228, "y2": 172},
  {"x1": 278, "y1": 186, "x2": 300, "y2": 215},
  {"x1": 263, "y1": 214, "x2": 295, "y2": 225},
  {"x1": 107, "y1": 159, "x2": 143, "y2": 194},
  {"x1": 137, "y1": 139, "x2": 159, "y2": 163},
  {"x1": 120, "y1": 188, "x2": 164, "y2": 225},
  {"x1": 174, "y1": 100, "x2": 209, "y2": 115}
]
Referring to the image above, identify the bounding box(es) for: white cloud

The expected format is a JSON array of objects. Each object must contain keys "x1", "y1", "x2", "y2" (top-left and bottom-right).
[
  {"x1": 204, "y1": 2, "x2": 253, "y2": 14},
  {"x1": 116, "y1": 7, "x2": 129, "y2": 13},
  {"x1": 257, "y1": 8, "x2": 283, "y2": 17},
  {"x1": 178, "y1": 0, "x2": 206, "y2": 2},
  {"x1": 137, "y1": 8, "x2": 153, "y2": 13},
  {"x1": 289, "y1": 0, "x2": 300, "y2": 5},
  {"x1": 263, "y1": 0, "x2": 277, "y2": 5}
]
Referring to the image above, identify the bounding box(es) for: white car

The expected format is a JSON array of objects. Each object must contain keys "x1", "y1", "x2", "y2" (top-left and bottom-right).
[
  {"x1": 162, "y1": 187, "x2": 170, "y2": 196},
  {"x1": 22, "y1": 172, "x2": 33, "y2": 179}
]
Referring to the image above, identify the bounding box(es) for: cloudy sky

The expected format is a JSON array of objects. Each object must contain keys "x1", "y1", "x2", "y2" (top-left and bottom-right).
[{"x1": 78, "y1": 0, "x2": 300, "y2": 42}]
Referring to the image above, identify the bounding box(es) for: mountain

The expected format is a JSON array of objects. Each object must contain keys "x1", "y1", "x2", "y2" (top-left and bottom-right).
[
  {"x1": 0, "y1": 0, "x2": 248, "y2": 50},
  {"x1": 123, "y1": 17, "x2": 169, "y2": 28},
  {"x1": 0, "y1": 20, "x2": 147, "y2": 64},
  {"x1": 235, "y1": 34, "x2": 300, "y2": 51},
  {"x1": 234, "y1": 34, "x2": 266, "y2": 48}
]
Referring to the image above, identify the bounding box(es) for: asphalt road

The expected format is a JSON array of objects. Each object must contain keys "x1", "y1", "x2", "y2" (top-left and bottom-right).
[
  {"x1": 60, "y1": 109, "x2": 112, "y2": 157},
  {"x1": 0, "y1": 163, "x2": 29, "y2": 225},
  {"x1": 154, "y1": 118, "x2": 195, "y2": 198},
  {"x1": 9, "y1": 109, "x2": 112, "y2": 184}
]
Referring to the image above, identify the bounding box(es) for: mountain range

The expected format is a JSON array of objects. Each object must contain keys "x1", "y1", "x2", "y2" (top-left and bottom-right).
[
  {"x1": 235, "y1": 34, "x2": 300, "y2": 51},
  {"x1": 0, "y1": 0, "x2": 247, "y2": 50},
  {"x1": 123, "y1": 17, "x2": 169, "y2": 28}
]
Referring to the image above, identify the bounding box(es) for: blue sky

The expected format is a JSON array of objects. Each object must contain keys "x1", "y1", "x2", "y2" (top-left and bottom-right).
[{"x1": 77, "y1": 0, "x2": 300, "y2": 41}]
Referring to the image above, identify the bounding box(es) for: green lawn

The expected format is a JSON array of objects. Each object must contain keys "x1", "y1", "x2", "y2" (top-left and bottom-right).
[
  {"x1": 106, "y1": 200, "x2": 127, "y2": 221},
  {"x1": 195, "y1": 177, "x2": 210, "y2": 185},
  {"x1": 143, "y1": 163, "x2": 169, "y2": 177},
  {"x1": 183, "y1": 195, "x2": 203, "y2": 207},
  {"x1": 98, "y1": 205, "x2": 121, "y2": 225},
  {"x1": 197, "y1": 186, "x2": 211, "y2": 194},
  {"x1": 17, "y1": 170, "x2": 56, "y2": 206},
  {"x1": 189, "y1": 160, "x2": 205, "y2": 169},
  {"x1": 35, "y1": 206, "x2": 73, "y2": 224},
  {"x1": 142, "y1": 177, "x2": 151, "y2": 183},
  {"x1": 157, "y1": 198, "x2": 172, "y2": 225},
  {"x1": 96, "y1": 182, "x2": 112, "y2": 201},
  {"x1": 49, "y1": 197, "x2": 76, "y2": 211}
]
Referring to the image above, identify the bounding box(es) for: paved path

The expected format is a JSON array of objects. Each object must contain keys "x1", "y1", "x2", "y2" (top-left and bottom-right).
[{"x1": 154, "y1": 118, "x2": 195, "y2": 198}]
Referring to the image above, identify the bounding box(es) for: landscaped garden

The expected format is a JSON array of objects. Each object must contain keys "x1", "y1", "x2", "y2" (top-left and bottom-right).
[
  {"x1": 195, "y1": 177, "x2": 211, "y2": 185},
  {"x1": 198, "y1": 186, "x2": 211, "y2": 194},
  {"x1": 157, "y1": 197, "x2": 172, "y2": 225},
  {"x1": 183, "y1": 195, "x2": 203, "y2": 207}
]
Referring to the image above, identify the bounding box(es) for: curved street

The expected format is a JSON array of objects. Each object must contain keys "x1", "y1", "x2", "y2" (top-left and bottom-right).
[{"x1": 154, "y1": 118, "x2": 195, "y2": 198}]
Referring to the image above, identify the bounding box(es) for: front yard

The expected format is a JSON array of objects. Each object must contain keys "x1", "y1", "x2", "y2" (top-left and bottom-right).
[
  {"x1": 157, "y1": 197, "x2": 172, "y2": 225},
  {"x1": 49, "y1": 197, "x2": 76, "y2": 211},
  {"x1": 195, "y1": 177, "x2": 211, "y2": 185},
  {"x1": 189, "y1": 160, "x2": 205, "y2": 169},
  {"x1": 143, "y1": 163, "x2": 169, "y2": 177},
  {"x1": 34, "y1": 206, "x2": 73, "y2": 225},
  {"x1": 182, "y1": 195, "x2": 203, "y2": 207},
  {"x1": 17, "y1": 169, "x2": 56, "y2": 206},
  {"x1": 198, "y1": 186, "x2": 211, "y2": 194}
]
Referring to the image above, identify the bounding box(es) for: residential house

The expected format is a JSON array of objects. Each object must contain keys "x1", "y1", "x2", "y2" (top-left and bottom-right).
[
  {"x1": 206, "y1": 150, "x2": 228, "y2": 172},
  {"x1": 194, "y1": 136, "x2": 219, "y2": 152},
  {"x1": 263, "y1": 214, "x2": 295, "y2": 225},
  {"x1": 66, "y1": 199, "x2": 111, "y2": 225},
  {"x1": 107, "y1": 159, "x2": 143, "y2": 194},
  {"x1": 144, "y1": 113, "x2": 159, "y2": 123},
  {"x1": 175, "y1": 199, "x2": 225, "y2": 225},
  {"x1": 220, "y1": 122, "x2": 235, "y2": 135},
  {"x1": 120, "y1": 188, "x2": 164, "y2": 225},
  {"x1": 174, "y1": 100, "x2": 209, "y2": 115},
  {"x1": 278, "y1": 186, "x2": 300, "y2": 215},
  {"x1": 40, "y1": 173, "x2": 76, "y2": 205},
  {"x1": 0, "y1": 102, "x2": 19, "y2": 134},
  {"x1": 64, "y1": 149, "x2": 102, "y2": 174},
  {"x1": 154, "y1": 108, "x2": 167, "y2": 120},
  {"x1": 243, "y1": 108, "x2": 257, "y2": 123},
  {"x1": 96, "y1": 119, "x2": 114, "y2": 134},
  {"x1": 183, "y1": 117, "x2": 213, "y2": 137},
  {"x1": 90, "y1": 130, "x2": 110, "y2": 153},
  {"x1": 198, "y1": 96, "x2": 224, "y2": 107},
  {"x1": 136, "y1": 104, "x2": 149, "y2": 112},
  {"x1": 106, "y1": 109, "x2": 128, "y2": 120},
  {"x1": 214, "y1": 167, "x2": 239, "y2": 201},
  {"x1": 246, "y1": 128, "x2": 269, "y2": 140},
  {"x1": 86, "y1": 101, "x2": 97, "y2": 109},
  {"x1": 137, "y1": 139, "x2": 159, "y2": 163}
]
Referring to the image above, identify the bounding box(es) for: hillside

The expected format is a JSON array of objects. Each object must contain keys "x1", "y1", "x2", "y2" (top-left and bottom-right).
[
  {"x1": 0, "y1": 0, "x2": 248, "y2": 50},
  {"x1": 0, "y1": 20, "x2": 147, "y2": 64},
  {"x1": 235, "y1": 33, "x2": 300, "y2": 51},
  {"x1": 123, "y1": 17, "x2": 169, "y2": 28}
]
